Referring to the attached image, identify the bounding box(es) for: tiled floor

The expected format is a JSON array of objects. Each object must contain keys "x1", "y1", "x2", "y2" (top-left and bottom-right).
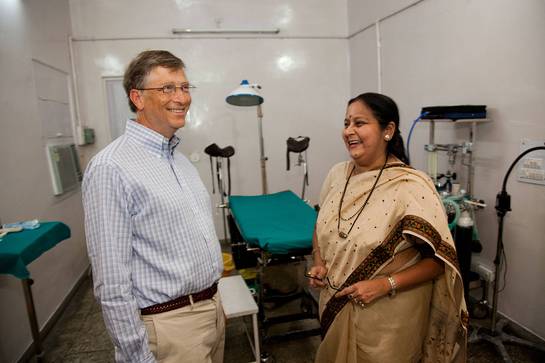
[
  {"x1": 34, "y1": 278, "x2": 113, "y2": 362},
  {"x1": 30, "y1": 276, "x2": 545, "y2": 363}
]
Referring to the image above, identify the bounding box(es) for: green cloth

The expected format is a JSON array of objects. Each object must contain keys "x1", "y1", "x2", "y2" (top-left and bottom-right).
[
  {"x1": 0, "y1": 222, "x2": 71, "y2": 279},
  {"x1": 229, "y1": 190, "x2": 317, "y2": 254}
]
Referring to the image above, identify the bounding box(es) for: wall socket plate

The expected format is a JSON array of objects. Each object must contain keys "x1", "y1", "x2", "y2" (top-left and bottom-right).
[
  {"x1": 471, "y1": 255, "x2": 495, "y2": 283},
  {"x1": 517, "y1": 139, "x2": 545, "y2": 186}
]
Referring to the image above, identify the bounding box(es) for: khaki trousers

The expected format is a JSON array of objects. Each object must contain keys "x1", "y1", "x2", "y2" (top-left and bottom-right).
[{"x1": 142, "y1": 293, "x2": 225, "y2": 363}]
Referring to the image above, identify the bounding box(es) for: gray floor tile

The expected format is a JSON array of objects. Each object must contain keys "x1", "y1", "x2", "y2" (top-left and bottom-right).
[{"x1": 30, "y1": 276, "x2": 545, "y2": 363}]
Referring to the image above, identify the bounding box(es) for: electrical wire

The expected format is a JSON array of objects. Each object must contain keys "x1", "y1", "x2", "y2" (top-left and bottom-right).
[
  {"x1": 406, "y1": 111, "x2": 429, "y2": 164},
  {"x1": 501, "y1": 146, "x2": 545, "y2": 191},
  {"x1": 498, "y1": 246, "x2": 508, "y2": 293}
]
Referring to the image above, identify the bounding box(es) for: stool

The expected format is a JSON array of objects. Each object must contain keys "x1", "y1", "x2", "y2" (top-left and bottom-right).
[{"x1": 218, "y1": 275, "x2": 260, "y2": 363}]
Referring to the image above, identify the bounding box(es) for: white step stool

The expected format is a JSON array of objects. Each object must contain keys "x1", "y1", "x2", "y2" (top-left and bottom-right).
[{"x1": 218, "y1": 275, "x2": 260, "y2": 363}]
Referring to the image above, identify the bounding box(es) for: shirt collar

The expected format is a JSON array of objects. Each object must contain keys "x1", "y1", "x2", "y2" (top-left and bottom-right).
[{"x1": 125, "y1": 119, "x2": 181, "y2": 157}]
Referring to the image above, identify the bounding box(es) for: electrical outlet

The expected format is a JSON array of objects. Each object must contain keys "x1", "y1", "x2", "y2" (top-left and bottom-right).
[
  {"x1": 471, "y1": 256, "x2": 495, "y2": 283},
  {"x1": 521, "y1": 168, "x2": 545, "y2": 181},
  {"x1": 518, "y1": 139, "x2": 545, "y2": 186},
  {"x1": 522, "y1": 157, "x2": 543, "y2": 169}
]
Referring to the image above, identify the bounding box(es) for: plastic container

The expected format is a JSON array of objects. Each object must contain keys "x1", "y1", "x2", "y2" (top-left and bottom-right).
[
  {"x1": 222, "y1": 253, "x2": 235, "y2": 276},
  {"x1": 455, "y1": 210, "x2": 473, "y2": 296},
  {"x1": 239, "y1": 268, "x2": 257, "y2": 281}
]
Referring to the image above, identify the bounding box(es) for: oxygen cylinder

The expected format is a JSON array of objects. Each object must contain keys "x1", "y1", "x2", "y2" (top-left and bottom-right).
[{"x1": 455, "y1": 210, "x2": 474, "y2": 297}]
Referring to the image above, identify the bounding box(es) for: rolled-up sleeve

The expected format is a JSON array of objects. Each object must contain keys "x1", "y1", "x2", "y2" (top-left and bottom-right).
[{"x1": 82, "y1": 163, "x2": 155, "y2": 363}]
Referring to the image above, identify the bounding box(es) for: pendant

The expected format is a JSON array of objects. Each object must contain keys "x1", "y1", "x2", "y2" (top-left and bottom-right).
[{"x1": 338, "y1": 231, "x2": 348, "y2": 239}]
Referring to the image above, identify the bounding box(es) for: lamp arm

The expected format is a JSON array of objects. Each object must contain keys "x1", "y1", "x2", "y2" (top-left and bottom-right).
[
  {"x1": 501, "y1": 146, "x2": 545, "y2": 192},
  {"x1": 496, "y1": 146, "x2": 545, "y2": 216},
  {"x1": 491, "y1": 145, "x2": 545, "y2": 333}
]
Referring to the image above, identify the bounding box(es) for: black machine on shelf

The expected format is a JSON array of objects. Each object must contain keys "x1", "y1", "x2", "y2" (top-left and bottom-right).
[{"x1": 420, "y1": 105, "x2": 487, "y2": 120}]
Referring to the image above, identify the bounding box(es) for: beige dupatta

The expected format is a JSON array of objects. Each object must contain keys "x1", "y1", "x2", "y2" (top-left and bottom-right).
[{"x1": 315, "y1": 161, "x2": 467, "y2": 363}]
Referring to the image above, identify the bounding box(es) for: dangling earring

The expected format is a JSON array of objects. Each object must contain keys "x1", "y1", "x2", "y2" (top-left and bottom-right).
[{"x1": 384, "y1": 134, "x2": 391, "y2": 141}]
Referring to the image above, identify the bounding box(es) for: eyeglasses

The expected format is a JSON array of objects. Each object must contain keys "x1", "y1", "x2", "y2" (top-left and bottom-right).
[
  {"x1": 136, "y1": 83, "x2": 196, "y2": 95},
  {"x1": 304, "y1": 272, "x2": 342, "y2": 294}
]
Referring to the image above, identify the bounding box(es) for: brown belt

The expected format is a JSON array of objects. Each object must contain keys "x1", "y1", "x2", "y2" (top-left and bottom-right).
[{"x1": 140, "y1": 283, "x2": 218, "y2": 316}]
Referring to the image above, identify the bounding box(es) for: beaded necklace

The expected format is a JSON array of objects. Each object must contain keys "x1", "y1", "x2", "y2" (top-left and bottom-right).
[{"x1": 337, "y1": 154, "x2": 389, "y2": 239}]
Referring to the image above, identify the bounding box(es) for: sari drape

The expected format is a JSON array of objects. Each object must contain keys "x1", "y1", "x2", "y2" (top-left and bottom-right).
[{"x1": 315, "y1": 161, "x2": 467, "y2": 363}]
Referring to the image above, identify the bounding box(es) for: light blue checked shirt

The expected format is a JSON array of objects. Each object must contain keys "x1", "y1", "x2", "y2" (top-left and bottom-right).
[{"x1": 83, "y1": 119, "x2": 223, "y2": 363}]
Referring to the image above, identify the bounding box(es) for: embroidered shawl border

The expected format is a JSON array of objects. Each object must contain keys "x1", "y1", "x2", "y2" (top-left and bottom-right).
[{"x1": 320, "y1": 214, "x2": 460, "y2": 337}]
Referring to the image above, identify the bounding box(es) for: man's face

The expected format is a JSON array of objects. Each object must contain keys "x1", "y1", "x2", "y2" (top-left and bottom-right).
[{"x1": 131, "y1": 66, "x2": 191, "y2": 138}]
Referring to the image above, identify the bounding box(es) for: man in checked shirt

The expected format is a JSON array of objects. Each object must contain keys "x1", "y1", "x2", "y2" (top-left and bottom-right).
[{"x1": 83, "y1": 50, "x2": 224, "y2": 363}]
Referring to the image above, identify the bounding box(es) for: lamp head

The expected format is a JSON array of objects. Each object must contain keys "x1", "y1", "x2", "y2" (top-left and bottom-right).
[{"x1": 226, "y1": 80, "x2": 264, "y2": 106}]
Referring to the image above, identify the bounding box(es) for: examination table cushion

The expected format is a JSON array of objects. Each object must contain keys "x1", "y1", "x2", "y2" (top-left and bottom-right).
[
  {"x1": 0, "y1": 222, "x2": 71, "y2": 279},
  {"x1": 228, "y1": 190, "x2": 317, "y2": 255}
]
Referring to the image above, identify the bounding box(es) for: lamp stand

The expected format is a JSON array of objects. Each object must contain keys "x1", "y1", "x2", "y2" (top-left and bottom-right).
[
  {"x1": 225, "y1": 80, "x2": 268, "y2": 194},
  {"x1": 469, "y1": 197, "x2": 545, "y2": 362},
  {"x1": 216, "y1": 158, "x2": 229, "y2": 242},
  {"x1": 257, "y1": 104, "x2": 268, "y2": 194},
  {"x1": 469, "y1": 146, "x2": 545, "y2": 362}
]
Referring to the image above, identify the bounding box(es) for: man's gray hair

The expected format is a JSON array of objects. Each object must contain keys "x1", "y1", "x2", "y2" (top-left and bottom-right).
[{"x1": 123, "y1": 50, "x2": 185, "y2": 112}]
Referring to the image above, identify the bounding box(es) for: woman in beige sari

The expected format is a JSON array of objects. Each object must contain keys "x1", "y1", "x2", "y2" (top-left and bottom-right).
[{"x1": 308, "y1": 93, "x2": 467, "y2": 363}]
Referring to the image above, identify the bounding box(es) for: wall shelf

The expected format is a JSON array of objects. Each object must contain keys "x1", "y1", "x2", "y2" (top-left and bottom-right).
[{"x1": 421, "y1": 118, "x2": 491, "y2": 124}]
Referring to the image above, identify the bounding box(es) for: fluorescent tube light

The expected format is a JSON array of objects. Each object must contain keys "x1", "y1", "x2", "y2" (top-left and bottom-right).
[{"x1": 172, "y1": 28, "x2": 279, "y2": 35}]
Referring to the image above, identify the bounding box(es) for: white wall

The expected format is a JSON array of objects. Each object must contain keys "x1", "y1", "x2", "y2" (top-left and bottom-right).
[
  {"x1": 69, "y1": 0, "x2": 351, "y2": 235},
  {"x1": 0, "y1": 0, "x2": 88, "y2": 362},
  {"x1": 4, "y1": 2, "x2": 541, "y2": 361},
  {"x1": 348, "y1": 0, "x2": 545, "y2": 338}
]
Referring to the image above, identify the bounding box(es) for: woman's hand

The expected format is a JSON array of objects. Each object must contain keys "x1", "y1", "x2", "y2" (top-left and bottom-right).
[
  {"x1": 306, "y1": 265, "x2": 328, "y2": 288},
  {"x1": 336, "y1": 278, "x2": 390, "y2": 304}
]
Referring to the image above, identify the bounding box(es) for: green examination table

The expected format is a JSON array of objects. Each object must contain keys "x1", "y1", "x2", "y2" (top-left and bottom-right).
[
  {"x1": 0, "y1": 222, "x2": 71, "y2": 362},
  {"x1": 228, "y1": 190, "x2": 317, "y2": 255},
  {"x1": 228, "y1": 190, "x2": 320, "y2": 341}
]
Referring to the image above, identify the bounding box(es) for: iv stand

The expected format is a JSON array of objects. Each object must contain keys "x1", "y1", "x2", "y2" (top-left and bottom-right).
[
  {"x1": 216, "y1": 157, "x2": 228, "y2": 242},
  {"x1": 469, "y1": 146, "x2": 545, "y2": 362},
  {"x1": 297, "y1": 152, "x2": 309, "y2": 200},
  {"x1": 257, "y1": 104, "x2": 268, "y2": 194}
]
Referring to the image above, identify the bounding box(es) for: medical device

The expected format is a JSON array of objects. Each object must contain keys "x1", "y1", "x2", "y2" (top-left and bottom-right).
[
  {"x1": 286, "y1": 136, "x2": 310, "y2": 199},
  {"x1": 420, "y1": 105, "x2": 487, "y2": 120},
  {"x1": 417, "y1": 104, "x2": 488, "y2": 197},
  {"x1": 470, "y1": 146, "x2": 545, "y2": 360},
  {"x1": 226, "y1": 80, "x2": 268, "y2": 194},
  {"x1": 204, "y1": 143, "x2": 235, "y2": 241},
  {"x1": 228, "y1": 191, "x2": 320, "y2": 345},
  {"x1": 418, "y1": 107, "x2": 490, "y2": 318},
  {"x1": 46, "y1": 143, "x2": 82, "y2": 196}
]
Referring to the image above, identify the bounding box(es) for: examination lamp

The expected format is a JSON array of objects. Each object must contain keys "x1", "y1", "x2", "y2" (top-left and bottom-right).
[
  {"x1": 226, "y1": 80, "x2": 268, "y2": 194},
  {"x1": 470, "y1": 145, "x2": 545, "y2": 360}
]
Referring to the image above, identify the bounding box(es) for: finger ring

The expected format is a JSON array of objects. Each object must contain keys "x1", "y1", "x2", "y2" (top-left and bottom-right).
[{"x1": 348, "y1": 294, "x2": 353, "y2": 299}]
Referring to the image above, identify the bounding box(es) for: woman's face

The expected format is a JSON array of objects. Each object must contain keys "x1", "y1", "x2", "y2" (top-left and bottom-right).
[{"x1": 343, "y1": 101, "x2": 389, "y2": 170}]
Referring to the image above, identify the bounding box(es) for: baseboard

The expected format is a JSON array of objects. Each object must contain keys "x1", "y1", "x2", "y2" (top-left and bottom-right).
[
  {"x1": 469, "y1": 296, "x2": 545, "y2": 344},
  {"x1": 499, "y1": 310, "x2": 545, "y2": 343},
  {"x1": 17, "y1": 264, "x2": 91, "y2": 363}
]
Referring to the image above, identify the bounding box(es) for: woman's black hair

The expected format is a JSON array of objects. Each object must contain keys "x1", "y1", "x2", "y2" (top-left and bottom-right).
[{"x1": 348, "y1": 92, "x2": 409, "y2": 165}]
